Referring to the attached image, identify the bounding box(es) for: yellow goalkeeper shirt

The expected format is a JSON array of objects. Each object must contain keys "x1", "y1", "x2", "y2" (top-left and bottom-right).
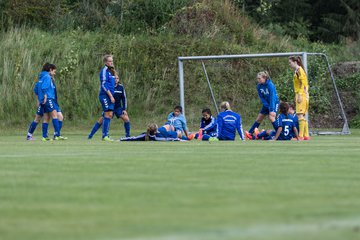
[{"x1": 293, "y1": 67, "x2": 308, "y2": 95}]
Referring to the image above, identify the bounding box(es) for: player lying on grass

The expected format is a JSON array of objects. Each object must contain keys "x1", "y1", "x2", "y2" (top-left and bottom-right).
[
  {"x1": 249, "y1": 102, "x2": 300, "y2": 141},
  {"x1": 119, "y1": 123, "x2": 181, "y2": 141},
  {"x1": 209, "y1": 101, "x2": 245, "y2": 141},
  {"x1": 189, "y1": 108, "x2": 217, "y2": 141}
]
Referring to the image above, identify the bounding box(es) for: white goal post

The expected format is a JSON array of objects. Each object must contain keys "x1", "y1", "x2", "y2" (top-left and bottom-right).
[{"x1": 177, "y1": 52, "x2": 350, "y2": 135}]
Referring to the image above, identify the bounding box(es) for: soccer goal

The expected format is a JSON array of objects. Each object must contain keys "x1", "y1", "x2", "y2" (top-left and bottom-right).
[{"x1": 177, "y1": 52, "x2": 350, "y2": 135}]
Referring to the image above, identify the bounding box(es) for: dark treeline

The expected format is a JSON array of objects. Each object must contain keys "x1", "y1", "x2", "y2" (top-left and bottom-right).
[
  {"x1": 233, "y1": 0, "x2": 359, "y2": 42},
  {"x1": 0, "y1": 0, "x2": 359, "y2": 43}
]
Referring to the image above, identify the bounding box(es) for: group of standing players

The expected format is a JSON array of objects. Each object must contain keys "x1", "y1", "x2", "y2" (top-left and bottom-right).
[{"x1": 26, "y1": 54, "x2": 310, "y2": 142}]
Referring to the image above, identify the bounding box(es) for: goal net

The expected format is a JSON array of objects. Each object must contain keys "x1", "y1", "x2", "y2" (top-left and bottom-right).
[{"x1": 177, "y1": 52, "x2": 350, "y2": 135}]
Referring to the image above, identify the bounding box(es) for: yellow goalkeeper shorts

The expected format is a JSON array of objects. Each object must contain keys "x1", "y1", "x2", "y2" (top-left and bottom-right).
[{"x1": 296, "y1": 94, "x2": 309, "y2": 114}]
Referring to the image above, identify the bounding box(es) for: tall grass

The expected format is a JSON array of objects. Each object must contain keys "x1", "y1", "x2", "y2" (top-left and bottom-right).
[{"x1": 0, "y1": 0, "x2": 356, "y2": 131}]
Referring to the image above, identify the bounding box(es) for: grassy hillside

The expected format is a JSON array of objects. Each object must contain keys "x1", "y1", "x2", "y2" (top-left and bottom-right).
[{"x1": 0, "y1": 0, "x2": 358, "y2": 130}]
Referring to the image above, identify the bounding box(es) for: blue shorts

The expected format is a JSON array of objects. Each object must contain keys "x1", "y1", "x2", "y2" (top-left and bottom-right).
[
  {"x1": 259, "y1": 103, "x2": 279, "y2": 115},
  {"x1": 158, "y1": 126, "x2": 178, "y2": 138},
  {"x1": 36, "y1": 105, "x2": 44, "y2": 116},
  {"x1": 99, "y1": 95, "x2": 114, "y2": 112},
  {"x1": 55, "y1": 102, "x2": 61, "y2": 113},
  {"x1": 43, "y1": 99, "x2": 59, "y2": 113},
  {"x1": 113, "y1": 108, "x2": 125, "y2": 118}
]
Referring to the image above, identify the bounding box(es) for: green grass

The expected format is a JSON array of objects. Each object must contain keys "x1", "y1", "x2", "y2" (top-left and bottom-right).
[{"x1": 1, "y1": 130, "x2": 360, "y2": 240}]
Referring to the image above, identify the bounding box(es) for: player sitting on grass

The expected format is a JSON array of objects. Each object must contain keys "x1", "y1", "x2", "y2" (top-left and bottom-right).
[
  {"x1": 190, "y1": 108, "x2": 217, "y2": 141},
  {"x1": 209, "y1": 101, "x2": 245, "y2": 141},
  {"x1": 166, "y1": 105, "x2": 192, "y2": 140},
  {"x1": 119, "y1": 123, "x2": 181, "y2": 141},
  {"x1": 250, "y1": 102, "x2": 300, "y2": 141}
]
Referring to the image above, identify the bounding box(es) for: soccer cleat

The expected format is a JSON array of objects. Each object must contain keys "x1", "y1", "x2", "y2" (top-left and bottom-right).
[
  {"x1": 102, "y1": 136, "x2": 114, "y2": 142},
  {"x1": 187, "y1": 133, "x2": 196, "y2": 140},
  {"x1": 303, "y1": 136, "x2": 311, "y2": 141},
  {"x1": 54, "y1": 136, "x2": 68, "y2": 140},
  {"x1": 198, "y1": 129, "x2": 203, "y2": 140},
  {"x1": 88, "y1": 135, "x2": 93, "y2": 140},
  {"x1": 26, "y1": 135, "x2": 35, "y2": 141},
  {"x1": 42, "y1": 137, "x2": 52, "y2": 142},
  {"x1": 209, "y1": 137, "x2": 219, "y2": 142},
  {"x1": 245, "y1": 131, "x2": 254, "y2": 140}
]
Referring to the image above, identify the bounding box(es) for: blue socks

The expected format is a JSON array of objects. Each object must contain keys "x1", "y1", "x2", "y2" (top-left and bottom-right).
[
  {"x1": 52, "y1": 119, "x2": 60, "y2": 137},
  {"x1": 249, "y1": 122, "x2": 260, "y2": 134},
  {"x1": 42, "y1": 123, "x2": 49, "y2": 138},
  {"x1": 102, "y1": 117, "x2": 111, "y2": 138},
  {"x1": 89, "y1": 122, "x2": 101, "y2": 139},
  {"x1": 124, "y1": 122, "x2": 131, "y2": 137},
  {"x1": 27, "y1": 121, "x2": 38, "y2": 135},
  {"x1": 58, "y1": 121, "x2": 63, "y2": 133}
]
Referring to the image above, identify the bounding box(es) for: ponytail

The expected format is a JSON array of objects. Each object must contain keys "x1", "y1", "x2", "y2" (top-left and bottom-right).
[{"x1": 289, "y1": 56, "x2": 306, "y2": 76}]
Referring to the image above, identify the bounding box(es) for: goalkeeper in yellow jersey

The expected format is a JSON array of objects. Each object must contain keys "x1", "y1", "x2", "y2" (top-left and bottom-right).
[{"x1": 289, "y1": 56, "x2": 310, "y2": 140}]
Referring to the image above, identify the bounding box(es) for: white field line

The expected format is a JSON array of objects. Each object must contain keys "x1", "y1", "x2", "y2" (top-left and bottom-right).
[{"x1": 115, "y1": 217, "x2": 360, "y2": 240}]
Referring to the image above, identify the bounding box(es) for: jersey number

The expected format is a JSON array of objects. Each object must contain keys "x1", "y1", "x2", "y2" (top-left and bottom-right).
[{"x1": 284, "y1": 126, "x2": 290, "y2": 136}]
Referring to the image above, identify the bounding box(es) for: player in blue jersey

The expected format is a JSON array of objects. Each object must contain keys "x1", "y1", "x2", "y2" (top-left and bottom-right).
[
  {"x1": 26, "y1": 65, "x2": 67, "y2": 141},
  {"x1": 26, "y1": 77, "x2": 50, "y2": 140},
  {"x1": 98, "y1": 55, "x2": 116, "y2": 141},
  {"x1": 254, "y1": 102, "x2": 300, "y2": 141},
  {"x1": 210, "y1": 101, "x2": 245, "y2": 141},
  {"x1": 246, "y1": 71, "x2": 280, "y2": 139},
  {"x1": 166, "y1": 105, "x2": 189, "y2": 139},
  {"x1": 50, "y1": 71, "x2": 67, "y2": 140},
  {"x1": 191, "y1": 108, "x2": 217, "y2": 141},
  {"x1": 88, "y1": 70, "x2": 131, "y2": 139},
  {"x1": 288, "y1": 103, "x2": 299, "y2": 139},
  {"x1": 120, "y1": 123, "x2": 181, "y2": 141},
  {"x1": 38, "y1": 63, "x2": 65, "y2": 141}
]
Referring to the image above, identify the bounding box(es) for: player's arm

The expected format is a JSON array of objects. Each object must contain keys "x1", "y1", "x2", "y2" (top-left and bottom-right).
[
  {"x1": 293, "y1": 126, "x2": 300, "y2": 140},
  {"x1": 203, "y1": 117, "x2": 216, "y2": 131},
  {"x1": 273, "y1": 127, "x2": 282, "y2": 140},
  {"x1": 236, "y1": 117, "x2": 245, "y2": 141},
  {"x1": 182, "y1": 117, "x2": 189, "y2": 137},
  {"x1": 121, "y1": 86, "x2": 127, "y2": 114},
  {"x1": 101, "y1": 78, "x2": 115, "y2": 103}
]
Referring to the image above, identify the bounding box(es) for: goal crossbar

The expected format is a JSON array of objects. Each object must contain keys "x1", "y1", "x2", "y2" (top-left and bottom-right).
[{"x1": 177, "y1": 52, "x2": 350, "y2": 135}]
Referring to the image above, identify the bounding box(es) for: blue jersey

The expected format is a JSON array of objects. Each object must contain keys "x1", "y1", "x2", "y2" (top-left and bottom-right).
[
  {"x1": 257, "y1": 79, "x2": 279, "y2": 112},
  {"x1": 167, "y1": 112, "x2": 187, "y2": 134},
  {"x1": 53, "y1": 79, "x2": 58, "y2": 104},
  {"x1": 216, "y1": 110, "x2": 245, "y2": 140},
  {"x1": 273, "y1": 113, "x2": 296, "y2": 140},
  {"x1": 114, "y1": 84, "x2": 127, "y2": 110},
  {"x1": 200, "y1": 116, "x2": 217, "y2": 135},
  {"x1": 39, "y1": 71, "x2": 56, "y2": 102},
  {"x1": 33, "y1": 80, "x2": 41, "y2": 97},
  {"x1": 99, "y1": 66, "x2": 115, "y2": 96}
]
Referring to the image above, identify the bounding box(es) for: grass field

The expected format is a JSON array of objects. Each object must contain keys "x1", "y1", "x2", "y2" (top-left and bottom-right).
[{"x1": 1, "y1": 130, "x2": 360, "y2": 240}]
